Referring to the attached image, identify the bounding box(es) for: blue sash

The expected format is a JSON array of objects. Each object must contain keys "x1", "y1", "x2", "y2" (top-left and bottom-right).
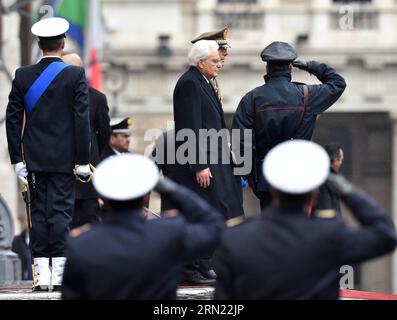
[{"x1": 24, "y1": 61, "x2": 69, "y2": 116}]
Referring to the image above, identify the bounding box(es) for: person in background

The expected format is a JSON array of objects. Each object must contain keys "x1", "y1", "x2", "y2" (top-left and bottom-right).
[
  {"x1": 100, "y1": 117, "x2": 133, "y2": 161},
  {"x1": 62, "y1": 53, "x2": 111, "y2": 228},
  {"x1": 313, "y1": 142, "x2": 344, "y2": 218}
]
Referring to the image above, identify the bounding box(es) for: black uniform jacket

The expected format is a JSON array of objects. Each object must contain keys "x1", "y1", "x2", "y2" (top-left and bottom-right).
[
  {"x1": 6, "y1": 57, "x2": 90, "y2": 173},
  {"x1": 214, "y1": 190, "x2": 397, "y2": 300},
  {"x1": 61, "y1": 185, "x2": 224, "y2": 300},
  {"x1": 99, "y1": 144, "x2": 117, "y2": 162},
  {"x1": 75, "y1": 87, "x2": 110, "y2": 199},
  {"x1": 233, "y1": 62, "x2": 346, "y2": 191},
  {"x1": 173, "y1": 66, "x2": 244, "y2": 219}
]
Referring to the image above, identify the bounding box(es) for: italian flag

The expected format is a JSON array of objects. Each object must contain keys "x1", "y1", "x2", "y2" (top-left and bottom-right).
[{"x1": 55, "y1": 0, "x2": 104, "y2": 90}]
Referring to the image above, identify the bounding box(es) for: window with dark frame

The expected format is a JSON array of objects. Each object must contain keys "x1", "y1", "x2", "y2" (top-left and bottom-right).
[{"x1": 216, "y1": 0, "x2": 263, "y2": 30}]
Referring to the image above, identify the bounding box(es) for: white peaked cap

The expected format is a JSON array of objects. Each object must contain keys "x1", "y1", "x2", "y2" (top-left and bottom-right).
[
  {"x1": 263, "y1": 140, "x2": 330, "y2": 194},
  {"x1": 93, "y1": 154, "x2": 160, "y2": 201},
  {"x1": 31, "y1": 17, "x2": 69, "y2": 37}
]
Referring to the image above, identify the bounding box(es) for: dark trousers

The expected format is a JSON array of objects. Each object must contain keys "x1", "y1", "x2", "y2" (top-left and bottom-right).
[
  {"x1": 29, "y1": 172, "x2": 74, "y2": 258},
  {"x1": 71, "y1": 198, "x2": 100, "y2": 229},
  {"x1": 258, "y1": 191, "x2": 272, "y2": 211}
]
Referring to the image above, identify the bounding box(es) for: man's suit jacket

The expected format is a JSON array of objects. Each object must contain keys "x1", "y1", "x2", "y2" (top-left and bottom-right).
[
  {"x1": 75, "y1": 87, "x2": 110, "y2": 199},
  {"x1": 173, "y1": 66, "x2": 243, "y2": 219},
  {"x1": 6, "y1": 57, "x2": 90, "y2": 173}
]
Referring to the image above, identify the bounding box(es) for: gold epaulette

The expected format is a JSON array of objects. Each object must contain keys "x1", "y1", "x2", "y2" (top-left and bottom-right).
[
  {"x1": 314, "y1": 209, "x2": 337, "y2": 219},
  {"x1": 70, "y1": 224, "x2": 92, "y2": 238},
  {"x1": 226, "y1": 215, "x2": 246, "y2": 228}
]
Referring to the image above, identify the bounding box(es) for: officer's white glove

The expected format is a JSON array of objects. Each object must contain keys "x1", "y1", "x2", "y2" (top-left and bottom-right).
[
  {"x1": 75, "y1": 164, "x2": 91, "y2": 177},
  {"x1": 14, "y1": 162, "x2": 28, "y2": 178}
]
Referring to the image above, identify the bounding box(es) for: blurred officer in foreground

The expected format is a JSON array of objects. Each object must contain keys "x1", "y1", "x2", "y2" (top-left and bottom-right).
[
  {"x1": 214, "y1": 140, "x2": 396, "y2": 300},
  {"x1": 313, "y1": 142, "x2": 344, "y2": 218},
  {"x1": 61, "y1": 154, "x2": 223, "y2": 299},
  {"x1": 100, "y1": 117, "x2": 133, "y2": 160},
  {"x1": 233, "y1": 41, "x2": 346, "y2": 209},
  {"x1": 62, "y1": 53, "x2": 111, "y2": 228},
  {"x1": 6, "y1": 18, "x2": 90, "y2": 291}
]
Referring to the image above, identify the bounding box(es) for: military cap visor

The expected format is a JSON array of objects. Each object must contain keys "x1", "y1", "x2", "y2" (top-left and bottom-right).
[
  {"x1": 261, "y1": 41, "x2": 297, "y2": 63},
  {"x1": 31, "y1": 17, "x2": 69, "y2": 38},
  {"x1": 191, "y1": 27, "x2": 230, "y2": 48},
  {"x1": 93, "y1": 154, "x2": 160, "y2": 201},
  {"x1": 263, "y1": 140, "x2": 330, "y2": 194},
  {"x1": 111, "y1": 117, "x2": 133, "y2": 135}
]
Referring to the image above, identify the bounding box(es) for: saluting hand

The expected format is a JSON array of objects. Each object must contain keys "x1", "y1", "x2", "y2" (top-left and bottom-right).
[
  {"x1": 196, "y1": 168, "x2": 212, "y2": 188},
  {"x1": 292, "y1": 60, "x2": 309, "y2": 71}
]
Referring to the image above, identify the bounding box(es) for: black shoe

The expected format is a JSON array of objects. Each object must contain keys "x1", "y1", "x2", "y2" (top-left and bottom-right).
[
  {"x1": 32, "y1": 285, "x2": 48, "y2": 292},
  {"x1": 179, "y1": 272, "x2": 216, "y2": 286}
]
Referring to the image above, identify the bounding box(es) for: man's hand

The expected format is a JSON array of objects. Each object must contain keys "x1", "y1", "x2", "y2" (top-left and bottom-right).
[
  {"x1": 196, "y1": 168, "x2": 212, "y2": 188},
  {"x1": 75, "y1": 164, "x2": 91, "y2": 177},
  {"x1": 98, "y1": 198, "x2": 105, "y2": 208},
  {"x1": 326, "y1": 173, "x2": 355, "y2": 197},
  {"x1": 292, "y1": 60, "x2": 310, "y2": 71},
  {"x1": 14, "y1": 162, "x2": 28, "y2": 178}
]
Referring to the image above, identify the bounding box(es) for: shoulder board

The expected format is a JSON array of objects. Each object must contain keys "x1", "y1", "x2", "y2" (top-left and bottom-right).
[
  {"x1": 70, "y1": 224, "x2": 92, "y2": 238},
  {"x1": 291, "y1": 81, "x2": 307, "y2": 85},
  {"x1": 226, "y1": 215, "x2": 246, "y2": 228},
  {"x1": 314, "y1": 209, "x2": 337, "y2": 219}
]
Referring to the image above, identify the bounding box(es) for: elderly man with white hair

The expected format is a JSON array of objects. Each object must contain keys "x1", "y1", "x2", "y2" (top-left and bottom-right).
[{"x1": 172, "y1": 40, "x2": 244, "y2": 285}]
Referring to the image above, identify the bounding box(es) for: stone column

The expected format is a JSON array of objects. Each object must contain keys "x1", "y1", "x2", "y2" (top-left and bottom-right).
[
  {"x1": 0, "y1": 193, "x2": 21, "y2": 283},
  {"x1": 390, "y1": 114, "x2": 397, "y2": 293}
]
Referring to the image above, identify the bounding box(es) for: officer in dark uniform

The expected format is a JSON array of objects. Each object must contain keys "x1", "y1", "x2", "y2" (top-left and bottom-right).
[
  {"x1": 62, "y1": 53, "x2": 111, "y2": 228},
  {"x1": 214, "y1": 140, "x2": 397, "y2": 299},
  {"x1": 232, "y1": 41, "x2": 346, "y2": 209},
  {"x1": 5, "y1": 17, "x2": 91, "y2": 291},
  {"x1": 61, "y1": 154, "x2": 224, "y2": 299},
  {"x1": 100, "y1": 117, "x2": 133, "y2": 161}
]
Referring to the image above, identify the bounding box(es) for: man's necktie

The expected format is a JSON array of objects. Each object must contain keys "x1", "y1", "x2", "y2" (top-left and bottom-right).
[{"x1": 210, "y1": 78, "x2": 222, "y2": 104}]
